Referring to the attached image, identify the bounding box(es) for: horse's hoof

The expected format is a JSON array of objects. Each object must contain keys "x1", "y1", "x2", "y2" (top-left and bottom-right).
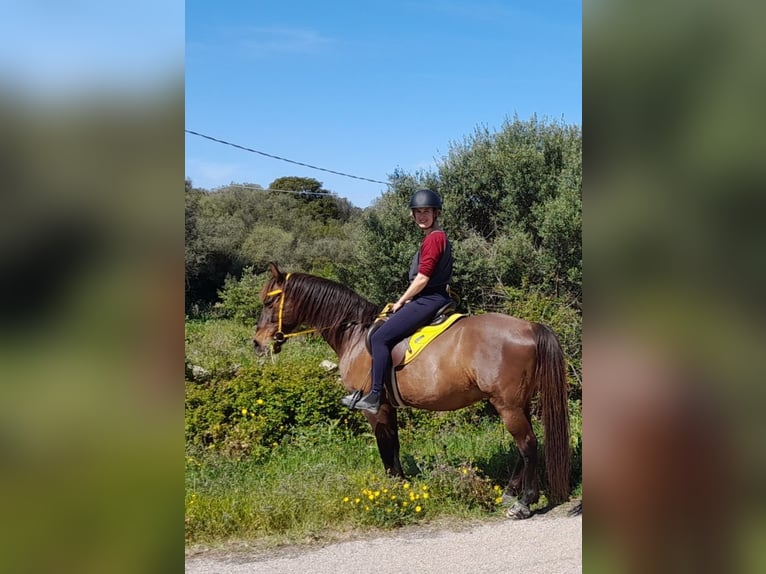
[
  {"x1": 506, "y1": 501, "x2": 531, "y2": 520},
  {"x1": 501, "y1": 493, "x2": 516, "y2": 507}
]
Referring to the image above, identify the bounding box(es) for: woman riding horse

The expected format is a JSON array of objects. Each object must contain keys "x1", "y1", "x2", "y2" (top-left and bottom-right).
[
  {"x1": 252, "y1": 192, "x2": 572, "y2": 517},
  {"x1": 342, "y1": 189, "x2": 453, "y2": 414}
]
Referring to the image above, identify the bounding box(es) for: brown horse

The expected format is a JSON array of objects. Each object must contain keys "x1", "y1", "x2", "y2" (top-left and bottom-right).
[{"x1": 253, "y1": 263, "x2": 571, "y2": 518}]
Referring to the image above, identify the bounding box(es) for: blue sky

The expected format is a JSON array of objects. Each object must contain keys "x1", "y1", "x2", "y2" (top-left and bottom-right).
[{"x1": 186, "y1": 1, "x2": 581, "y2": 208}]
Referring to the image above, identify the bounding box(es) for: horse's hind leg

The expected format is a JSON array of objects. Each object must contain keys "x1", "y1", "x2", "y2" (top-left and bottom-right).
[
  {"x1": 507, "y1": 455, "x2": 523, "y2": 498},
  {"x1": 506, "y1": 406, "x2": 531, "y2": 498},
  {"x1": 495, "y1": 405, "x2": 539, "y2": 519},
  {"x1": 365, "y1": 403, "x2": 404, "y2": 477}
]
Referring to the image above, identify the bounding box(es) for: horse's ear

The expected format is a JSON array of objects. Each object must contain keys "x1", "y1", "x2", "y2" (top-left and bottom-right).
[{"x1": 267, "y1": 262, "x2": 283, "y2": 281}]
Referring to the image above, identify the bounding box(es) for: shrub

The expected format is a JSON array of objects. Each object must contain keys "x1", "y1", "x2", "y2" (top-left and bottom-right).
[
  {"x1": 185, "y1": 342, "x2": 366, "y2": 458},
  {"x1": 341, "y1": 477, "x2": 433, "y2": 528},
  {"x1": 214, "y1": 266, "x2": 268, "y2": 323},
  {"x1": 424, "y1": 463, "x2": 505, "y2": 511}
]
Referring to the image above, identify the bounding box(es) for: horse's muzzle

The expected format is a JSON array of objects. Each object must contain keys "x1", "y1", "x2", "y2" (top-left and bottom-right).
[
  {"x1": 253, "y1": 339, "x2": 267, "y2": 356},
  {"x1": 253, "y1": 338, "x2": 282, "y2": 356}
]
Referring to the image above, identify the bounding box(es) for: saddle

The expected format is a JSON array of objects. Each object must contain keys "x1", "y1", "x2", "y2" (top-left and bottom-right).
[
  {"x1": 365, "y1": 300, "x2": 456, "y2": 360},
  {"x1": 361, "y1": 300, "x2": 465, "y2": 408}
]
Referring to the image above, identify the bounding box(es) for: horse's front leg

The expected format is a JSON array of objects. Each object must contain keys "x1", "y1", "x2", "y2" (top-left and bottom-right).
[{"x1": 364, "y1": 403, "x2": 403, "y2": 477}]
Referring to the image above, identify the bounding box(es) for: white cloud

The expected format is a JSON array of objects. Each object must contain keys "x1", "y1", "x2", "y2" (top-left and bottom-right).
[{"x1": 238, "y1": 26, "x2": 335, "y2": 57}]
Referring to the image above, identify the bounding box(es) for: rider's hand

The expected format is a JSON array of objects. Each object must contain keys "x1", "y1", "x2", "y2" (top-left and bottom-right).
[{"x1": 392, "y1": 301, "x2": 405, "y2": 313}]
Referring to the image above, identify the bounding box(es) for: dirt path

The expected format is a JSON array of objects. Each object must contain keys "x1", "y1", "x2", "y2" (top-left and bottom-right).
[{"x1": 185, "y1": 502, "x2": 581, "y2": 574}]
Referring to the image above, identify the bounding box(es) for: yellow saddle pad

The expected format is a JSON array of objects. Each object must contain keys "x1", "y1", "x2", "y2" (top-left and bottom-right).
[{"x1": 402, "y1": 313, "x2": 465, "y2": 366}]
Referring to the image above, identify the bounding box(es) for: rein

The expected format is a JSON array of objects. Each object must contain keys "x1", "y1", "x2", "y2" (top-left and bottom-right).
[{"x1": 265, "y1": 273, "x2": 317, "y2": 347}]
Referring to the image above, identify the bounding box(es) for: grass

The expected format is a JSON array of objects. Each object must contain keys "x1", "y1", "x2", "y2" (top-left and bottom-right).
[
  {"x1": 185, "y1": 318, "x2": 338, "y2": 378},
  {"x1": 185, "y1": 319, "x2": 582, "y2": 549},
  {"x1": 186, "y1": 424, "x2": 386, "y2": 546},
  {"x1": 186, "y1": 414, "x2": 582, "y2": 548},
  {"x1": 184, "y1": 319, "x2": 259, "y2": 374}
]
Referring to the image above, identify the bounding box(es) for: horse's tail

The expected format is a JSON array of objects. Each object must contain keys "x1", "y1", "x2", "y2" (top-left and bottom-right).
[{"x1": 533, "y1": 323, "x2": 571, "y2": 504}]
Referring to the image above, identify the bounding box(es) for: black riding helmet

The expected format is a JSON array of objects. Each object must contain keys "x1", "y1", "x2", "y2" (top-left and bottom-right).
[{"x1": 409, "y1": 189, "x2": 443, "y2": 210}]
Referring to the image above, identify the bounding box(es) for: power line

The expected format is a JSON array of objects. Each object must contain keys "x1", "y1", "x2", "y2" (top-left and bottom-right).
[{"x1": 186, "y1": 129, "x2": 390, "y2": 186}]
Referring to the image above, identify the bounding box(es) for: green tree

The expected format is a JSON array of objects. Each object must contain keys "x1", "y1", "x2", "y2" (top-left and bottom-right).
[
  {"x1": 346, "y1": 192, "x2": 420, "y2": 303},
  {"x1": 347, "y1": 116, "x2": 581, "y2": 311},
  {"x1": 185, "y1": 179, "x2": 207, "y2": 306},
  {"x1": 438, "y1": 115, "x2": 582, "y2": 304},
  {"x1": 241, "y1": 225, "x2": 295, "y2": 271},
  {"x1": 214, "y1": 266, "x2": 268, "y2": 322},
  {"x1": 534, "y1": 183, "x2": 582, "y2": 299},
  {"x1": 269, "y1": 176, "x2": 323, "y2": 196},
  {"x1": 185, "y1": 177, "x2": 366, "y2": 312}
]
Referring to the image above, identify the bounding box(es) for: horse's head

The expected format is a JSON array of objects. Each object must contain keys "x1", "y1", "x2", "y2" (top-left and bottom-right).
[
  {"x1": 253, "y1": 262, "x2": 298, "y2": 355},
  {"x1": 253, "y1": 262, "x2": 287, "y2": 355}
]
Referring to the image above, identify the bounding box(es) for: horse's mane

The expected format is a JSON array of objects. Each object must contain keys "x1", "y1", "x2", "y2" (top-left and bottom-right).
[{"x1": 286, "y1": 273, "x2": 379, "y2": 346}]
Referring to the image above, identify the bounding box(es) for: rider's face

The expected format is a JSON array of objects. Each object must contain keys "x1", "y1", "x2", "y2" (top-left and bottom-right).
[{"x1": 412, "y1": 207, "x2": 436, "y2": 229}]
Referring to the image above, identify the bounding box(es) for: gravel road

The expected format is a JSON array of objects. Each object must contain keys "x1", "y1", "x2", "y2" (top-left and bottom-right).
[{"x1": 186, "y1": 503, "x2": 581, "y2": 574}]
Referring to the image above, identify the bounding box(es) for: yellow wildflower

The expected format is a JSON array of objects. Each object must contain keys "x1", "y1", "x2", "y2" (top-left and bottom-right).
[
  {"x1": 495, "y1": 497, "x2": 503, "y2": 504},
  {"x1": 403, "y1": 482, "x2": 410, "y2": 489},
  {"x1": 354, "y1": 498, "x2": 361, "y2": 504},
  {"x1": 421, "y1": 485, "x2": 429, "y2": 491},
  {"x1": 423, "y1": 493, "x2": 430, "y2": 499},
  {"x1": 402, "y1": 501, "x2": 408, "y2": 507},
  {"x1": 241, "y1": 408, "x2": 248, "y2": 415},
  {"x1": 368, "y1": 494, "x2": 374, "y2": 500},
  {"x1": 415, "y1": 505, "x2": 422, "y2": 513},
  {"x1": 343, "y1": 497, "x2": 349, "y2": 503},
  {"x1": 257, "y1": 399, "x2": 264, "y2": 405}
]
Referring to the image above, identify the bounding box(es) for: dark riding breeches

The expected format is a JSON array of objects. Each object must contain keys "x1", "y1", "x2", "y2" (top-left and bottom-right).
[{"x1": 369, "y1": 292, "x2": 450, "y2": 394}]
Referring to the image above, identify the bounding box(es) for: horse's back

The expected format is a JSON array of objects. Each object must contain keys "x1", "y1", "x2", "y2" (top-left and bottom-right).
[
  {"x1": 394, "y1": 312, "x2": 539, "y2": 408},
  {"x1": 408, "y1": 312, "x2": 538, "y2": 367},
  {"x1": 466, "y1": 312, "x2": 539, "y2": 343}
]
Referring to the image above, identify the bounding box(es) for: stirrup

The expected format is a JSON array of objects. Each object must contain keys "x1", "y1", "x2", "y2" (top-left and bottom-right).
[{"x1": 341, "y1": 389, "x2": 363, "y2": 409}]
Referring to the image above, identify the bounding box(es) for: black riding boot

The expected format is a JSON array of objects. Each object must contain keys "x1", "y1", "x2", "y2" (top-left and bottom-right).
[{"x1": 353, "y1": 391, "x2": 381, "y2": 414}]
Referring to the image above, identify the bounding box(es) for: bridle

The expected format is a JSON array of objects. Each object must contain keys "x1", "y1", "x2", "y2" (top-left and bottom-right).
[{"x1": 264, "y1": 273, "x2": 316, "y2": 348}]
